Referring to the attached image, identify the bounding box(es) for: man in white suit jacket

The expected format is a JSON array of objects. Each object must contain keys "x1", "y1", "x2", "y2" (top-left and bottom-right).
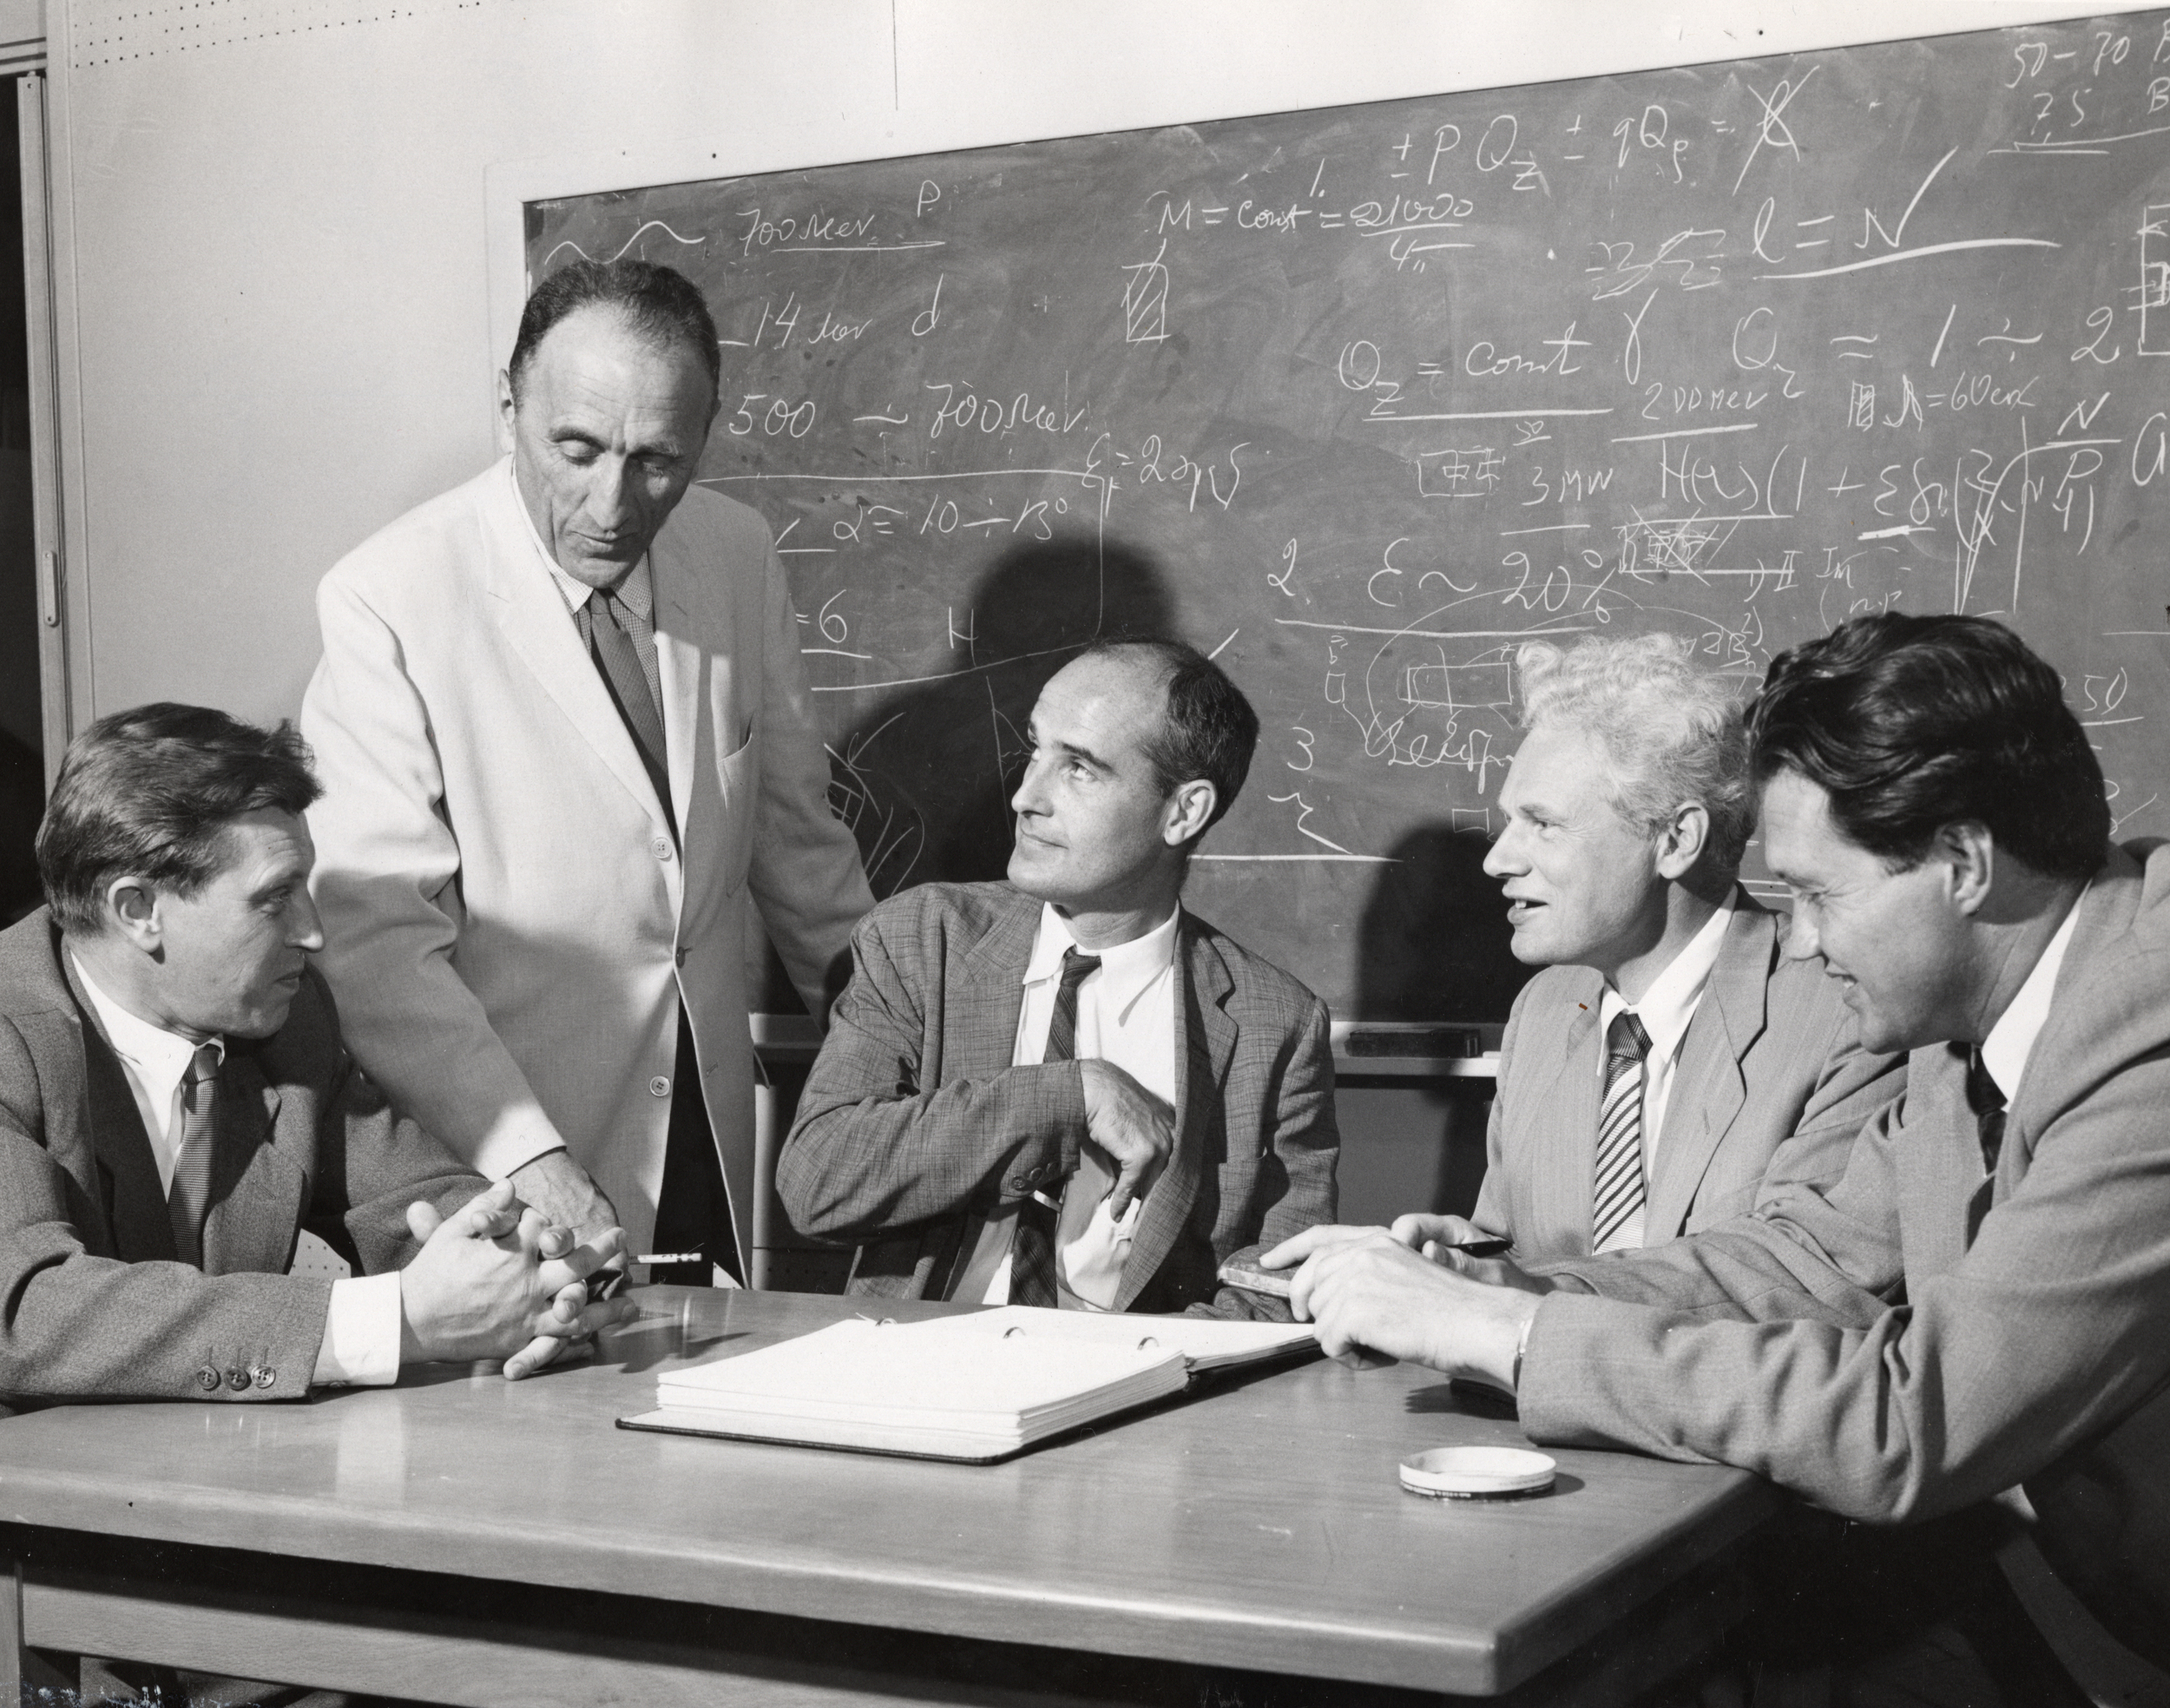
[{"x1": 300, "y1": 260, "x2": 872, "y2": 1275}]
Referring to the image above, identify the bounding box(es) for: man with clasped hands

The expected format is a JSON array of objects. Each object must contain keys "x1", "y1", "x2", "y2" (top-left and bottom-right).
[
  {"x1": 1271, "y1": 614, "x2": 2170, "y2": 1692},
  {"x1": 301, "y1": 259, "x2": 872, "y2": 1289},
  {"x1": 0, "y1": 705, "x2": 633, "y2": 1408},
  {"x1": 779, "y1": 640, "x2": 1337, "y2": 1315}
]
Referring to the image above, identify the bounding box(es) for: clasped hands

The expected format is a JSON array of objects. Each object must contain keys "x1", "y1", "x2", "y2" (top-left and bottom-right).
[
  {"x1": 1259, "y1": 1214, "x2": 1552, "y2": 1388},
  {"x1": 398, "y1": 1179, "x2": 638, "y2": 1381}
]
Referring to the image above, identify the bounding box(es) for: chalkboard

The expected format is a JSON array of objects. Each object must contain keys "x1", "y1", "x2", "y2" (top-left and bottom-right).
[{"x1": 526, "y1": 10, "x2": 2170, "y2": 1023}]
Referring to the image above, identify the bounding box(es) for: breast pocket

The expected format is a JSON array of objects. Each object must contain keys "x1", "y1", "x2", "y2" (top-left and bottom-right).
[{"x1": 714, "y1": 728, "x2": 760, "y2": 895}]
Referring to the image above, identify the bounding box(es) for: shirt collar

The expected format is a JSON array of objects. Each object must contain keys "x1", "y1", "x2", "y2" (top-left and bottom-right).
[
  {"x1": 507, "y1": 458, "x2": 653, "y2": 620},
  {"x1": 69, "y1": 950, "x2": 222, "y2": 1081},
  {"x1": 1023, "y1": 903, "x2": 1181, "y2": 1016},
  {"x1": 1597, "y1": 897, "x2": 1733, "y2": 1063},
  {"x1": 1979, "y1": 885, "x2": 2086, "y2": 1105}
]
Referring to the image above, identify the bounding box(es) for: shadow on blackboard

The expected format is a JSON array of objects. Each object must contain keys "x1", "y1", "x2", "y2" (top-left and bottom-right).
[
  {"x1": 1354, "y1": 824, "x2": 1527, "y2": 1026},
  {"x1": 760, "y1": 535, "x2": 1176, "y2": 1013},
  {"x1": 1338, "y1": 827, "x2": 1526, "y2": 1224},
  {"x1": 827, "y1": 533, "x2": 1177, "y2": 903}
]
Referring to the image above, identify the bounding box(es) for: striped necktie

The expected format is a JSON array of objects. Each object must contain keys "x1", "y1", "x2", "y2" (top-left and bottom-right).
[
  {"x1": 1010, "y1": 948, "x2": 1101, "y2": 1308},
  {"x1": 167, "y1": 1041, "x2": 222, "y2": 1267},
  {"x1": 1592, "y1": 1010, "x2": 1653, "y2": 1253}
]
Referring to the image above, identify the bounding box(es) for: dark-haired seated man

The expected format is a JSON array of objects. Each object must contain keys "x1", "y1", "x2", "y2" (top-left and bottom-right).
[
  {"x1": 0, "y1": 704, "x2": 634, "y2": 1409},
  {"x1": 1273, "y1": 614, "x2": 2170, "y2": 1697},
  {"x1": 779, "y1": 641, "x2": 1337, "y2": 1317}
]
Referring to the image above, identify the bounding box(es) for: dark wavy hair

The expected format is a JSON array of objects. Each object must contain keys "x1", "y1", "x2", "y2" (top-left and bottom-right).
[
  {"x1": 1078, "y1": 638, "x2": 1259, "y2": 843},
  {"x1": 1746, "y1": 614, "x2": 2108, "y2": 880},
  {"x1": 37, "y1": 703, "x2": 321, "y2": 934},
  {"x1": 508, "y1": 259, "x2": 720, "y2": 403}
]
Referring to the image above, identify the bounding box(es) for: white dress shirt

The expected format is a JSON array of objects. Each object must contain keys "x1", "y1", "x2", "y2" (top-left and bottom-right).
[
  {"x1": 967, "y1": 903, "x2": 1181, "y2": 1309},
  {"x1": 1978, "y1": 886, "x2": 2085, "y2": 1111},
  {"x1": 1593, "y1": 899, "x2": 1734, "y2": 1252},
  {"x1": 71, "y1": 955, "x2": 402, "y2": 1388}
]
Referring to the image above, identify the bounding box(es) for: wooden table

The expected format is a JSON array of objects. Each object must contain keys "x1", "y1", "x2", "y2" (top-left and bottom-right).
[{"x1": 0, "y1": 1289, "x2": 1777, "y2": 1705}]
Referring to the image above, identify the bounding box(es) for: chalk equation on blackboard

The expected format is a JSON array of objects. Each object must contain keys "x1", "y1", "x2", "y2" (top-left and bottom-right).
[{"x1": 529, "y1": 9, "x2": 2170, "y2": 1019}]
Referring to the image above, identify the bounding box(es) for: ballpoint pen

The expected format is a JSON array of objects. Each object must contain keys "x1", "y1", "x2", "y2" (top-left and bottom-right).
[{"x1": 1427, "y1": 1237, "x2": 1513, "y2": 1258}]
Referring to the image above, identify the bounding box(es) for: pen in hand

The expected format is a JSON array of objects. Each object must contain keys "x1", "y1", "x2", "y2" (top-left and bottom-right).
[{"x1": 1424, "y1": 1236, "x2": 1513, "y2": 1258}]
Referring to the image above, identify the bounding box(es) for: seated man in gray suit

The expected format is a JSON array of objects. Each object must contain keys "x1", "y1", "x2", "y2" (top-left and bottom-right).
[
  {"x1": 0, "y1": 703, "x2": 635, "y2": 1407},
  {"x1": 779, "y1": 640, "x2": 1336, "y2": 1317},
  {"x1": 1275, "y1": 614, "x2": 2167, "y2": 1694},
  {"x1": 1465, "y1": 633, "x2": 1902, "y2": 1264}
]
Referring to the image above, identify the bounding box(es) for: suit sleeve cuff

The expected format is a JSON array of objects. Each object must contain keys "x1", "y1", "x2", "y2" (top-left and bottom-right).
[
  {"x1": 469, "y1": 1113, "x2": 567, "y2": 1181},
  {"x1": 312, "y1": 1271, "x2": 404, "y2": 1388}
]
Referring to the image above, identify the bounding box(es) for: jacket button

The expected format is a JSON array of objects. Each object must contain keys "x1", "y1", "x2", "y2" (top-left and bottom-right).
[
  {"x1": 1007, "y1": 1175, "x2": 1029, "y2": 1191},
  {"x1": 195, "y1": 1366, "x2": 221, "y2": 1393},
  {"x1": 649, "y1": 1075, "x2": 671, "y2": 1098},
  {"x1": 651, "y1": 837, "x2": 674, "y2": 862},
  {"x1": 252, "y1": 1366, "x2": 276, "y2": 1390},
  {"x1": 674, "y1": 947, "x2": 687, "y2": 967},
  {"x1": 225, "y1": 1367, "x2": 251, "y2": 1392}
]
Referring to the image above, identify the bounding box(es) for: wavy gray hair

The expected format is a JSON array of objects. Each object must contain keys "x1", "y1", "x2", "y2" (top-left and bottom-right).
[{"x1": 1514, "y1": 634, "x2": 1753, "y2": 875}]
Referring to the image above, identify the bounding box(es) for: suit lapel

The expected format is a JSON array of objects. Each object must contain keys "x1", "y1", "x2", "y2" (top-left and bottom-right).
[
  {"x1": 1906, "y1": 1043, "x2": 1990, "y2": 1277},
  {"x1": 1115, "y1": 916, "x2": 1223, "y2": 1312},
  {"x1": 2005, "y1": 851, "x2": 2140, "y2": 1175},
  {"x1": 1645, "y1": 900, "x2": 1768, "y2": 1238},
  {"x1": 56, "y1": 950, "x2": 177, "y2": 1261},
  {"x1": 912, "y1": 893, "x2": 1041, "y2": 1299},
  {"x1": 648, "y1": 515, "x2": 710, "y2": 837},
  {"x1": 1533, "y1": 974, "x2": 1604, "y2": 1250},
  {"x1": 953, "y1": 891, "x2": 1041, "y2": 1080},
  {"x1": 481, "y1": 463, "x2": 672, "y2": 837}
]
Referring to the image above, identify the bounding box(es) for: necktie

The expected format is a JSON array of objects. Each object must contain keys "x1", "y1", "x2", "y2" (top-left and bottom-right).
[
  {"x1": 575, "y1": 586, "x2": 674, "y2": 838},
  {"x1": 1010, "y1": 948, "x2": 1101, "y2": 1308},
  {"x1": 1963, "y1": 1045, "x2": 2008, "y2": 1175},
  {"x1": 167, "y1": 1042, "x2": 221, "y2": 1267},
  {"x1": 575, "y1": 581, "x2": 717, "y2": 1284},
  {"x1": 1591, "y1": 1009, "x2": 1653, "y2": 1253}
]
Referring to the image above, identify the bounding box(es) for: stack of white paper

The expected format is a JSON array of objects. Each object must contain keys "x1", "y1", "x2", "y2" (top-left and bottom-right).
[
  {"x1": 623, "y1": 1308, "x2": 1316, "y2": 1462},
  {"x1": 905, "y1": 1304, "x2": 1318, "y2": 1373}
]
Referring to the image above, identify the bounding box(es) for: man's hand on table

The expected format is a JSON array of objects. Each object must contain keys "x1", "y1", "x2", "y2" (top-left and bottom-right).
[
  {"x1": 1387, "y1": 1214, "x2": 1556, "y2": 1295},
  {"x1": 398, "y1": 1179, "x2": 637, "y2": 1378},
  {"x1": 509, "y1": 1147, "x2": 620, "y2": 1247},
  {"x1": 1259, "y1": 1221, "x2": 1549, "y2": 1388},
  {"x1": 1077, "y1": 1059, "x2": 1174, "y2": 1219}
]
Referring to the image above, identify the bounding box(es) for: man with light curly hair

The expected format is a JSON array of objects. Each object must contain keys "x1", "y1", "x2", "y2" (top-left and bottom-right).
[
  {"x1": 1452, "y1": 632, "x2": 1905, "y2": 1262},
  {"x1": 1280, "y1": 634, "x2": 1903, "y2": 1272}
]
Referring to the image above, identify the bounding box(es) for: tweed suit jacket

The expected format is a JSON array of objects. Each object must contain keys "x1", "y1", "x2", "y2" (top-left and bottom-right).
[
  {"x1": 777, "y1": 882, "x2": 1338, "y2": 1317},
  {"x1": 0, "y1": 910, "x2": 483, "y2": 1405},
  {"x1": 1471, "y1": 892, "x2": 1906, "y2": 1265},
  {"x1": 1517, "y1": 840, "x2": 2170, "y2": 1670}
]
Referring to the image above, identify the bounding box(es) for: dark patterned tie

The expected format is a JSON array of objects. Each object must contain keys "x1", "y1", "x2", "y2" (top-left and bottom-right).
[
  {"x1": 1963, "y1": 1044, "x2": 2008, "y2": 1175},
  {"x1": 167, "y1": 1042, "x2": 221, "y2": 1267},
  {"x1": 1591, "y1": 1010, "x2": 1653, "y2": 1252},
  {"x1": 1009, "y1": 948, "x2": 1101, "y2": 1308},
  {"x1": 575, "y1": 586, "x2": 674, "y2": 838}
]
